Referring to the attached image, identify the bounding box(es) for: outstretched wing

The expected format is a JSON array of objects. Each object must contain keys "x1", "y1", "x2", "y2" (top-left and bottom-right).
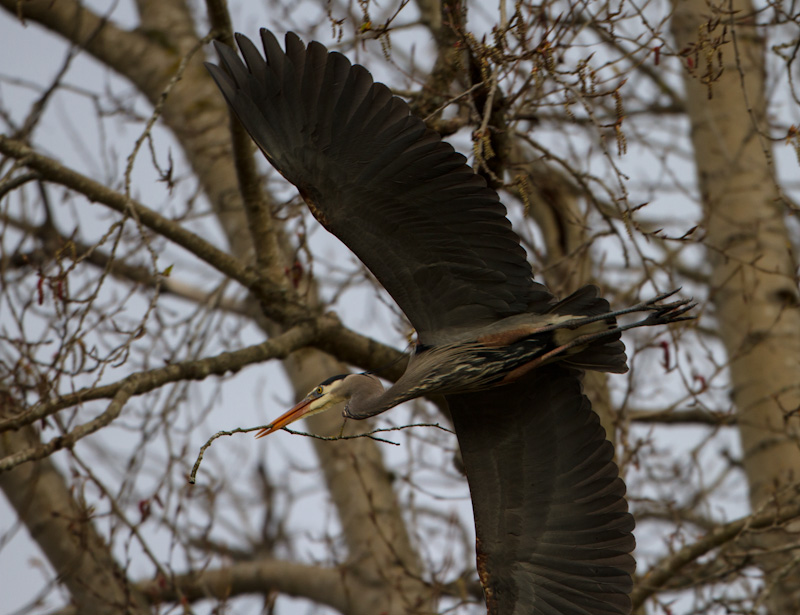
[
  {"x1": 206, "y1": 30, "x2": 554, "y2": 342},
  {"x1": 447, "y1": 365, "x2": 635, "y2": 615}
]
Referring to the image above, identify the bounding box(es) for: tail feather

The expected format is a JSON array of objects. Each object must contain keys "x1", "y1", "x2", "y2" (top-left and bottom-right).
[
  {"x1": 549, "y1": 285, "x2": 612, "y2": 318},
  {"x1": 548, "y1": 286, "x2": 628, "y2": 374}
]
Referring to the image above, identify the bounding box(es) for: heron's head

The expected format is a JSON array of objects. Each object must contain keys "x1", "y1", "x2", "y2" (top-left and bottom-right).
[{"x1": 255, "y1": 374, "x2": 350, "y2": 438}]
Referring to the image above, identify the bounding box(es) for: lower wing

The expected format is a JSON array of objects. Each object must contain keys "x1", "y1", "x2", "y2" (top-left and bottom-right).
[{"x1": 447, "y1": 364, "x2": 635, "y2": 615}]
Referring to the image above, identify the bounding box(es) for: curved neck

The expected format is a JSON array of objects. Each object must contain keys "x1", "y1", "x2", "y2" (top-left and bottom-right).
[
  {"x1": 345, "y1": 351, "x2": 446, "y2": 419},
  {"x1": 345, "y1": 373, "x2": 418, "y2": 419}
]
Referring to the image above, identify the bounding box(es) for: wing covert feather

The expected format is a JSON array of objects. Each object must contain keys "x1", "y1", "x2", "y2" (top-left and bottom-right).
[
  {"x1": 207, "y1": 31, "x2": 554, "y2": 341},
  {"x1": 447, "y1": 365, "x2": 635, "y2": 615}
]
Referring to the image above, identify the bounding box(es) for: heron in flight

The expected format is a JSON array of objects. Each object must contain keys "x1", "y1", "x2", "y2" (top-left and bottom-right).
[{"x1": 207, "y1": 30, "x2": 692, "y2": 615}]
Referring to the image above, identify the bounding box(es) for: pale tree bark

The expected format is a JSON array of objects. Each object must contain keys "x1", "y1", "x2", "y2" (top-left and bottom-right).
[
  {"x1": 0, "y1": 391, "x2": 151, "y2": 615},
  {"x1": 671, "y1": 1, "x2": 800, "y2": 611}
]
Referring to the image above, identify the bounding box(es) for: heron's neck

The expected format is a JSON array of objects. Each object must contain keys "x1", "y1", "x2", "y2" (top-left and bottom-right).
[{"x1": 346, "y1": 374, "x2": 417, "y2": 419}]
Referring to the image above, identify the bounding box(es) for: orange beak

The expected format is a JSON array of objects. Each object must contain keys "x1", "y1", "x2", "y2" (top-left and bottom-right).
[{"x1": 255, "y1": 397, "x2": 314, "y2": 438}]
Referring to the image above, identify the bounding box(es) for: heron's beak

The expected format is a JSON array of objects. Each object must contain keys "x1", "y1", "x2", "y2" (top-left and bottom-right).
[{"x1": 256, "y1": 397, "x2": 314, "y2": 438}]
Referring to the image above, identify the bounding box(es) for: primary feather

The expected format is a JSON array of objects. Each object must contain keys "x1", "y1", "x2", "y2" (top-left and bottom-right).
[{"x1": 207, "y1": 30, "x2": 555, "y2": 344}]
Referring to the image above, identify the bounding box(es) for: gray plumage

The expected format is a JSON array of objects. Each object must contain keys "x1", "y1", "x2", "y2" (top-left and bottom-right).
[{"x1": 207, "y1": 30, "x2": 693, "y2": 615}]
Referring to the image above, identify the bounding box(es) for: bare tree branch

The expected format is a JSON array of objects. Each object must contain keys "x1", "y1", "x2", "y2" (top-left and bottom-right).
[
  {"x1": 0, "y1": 393, "x2": 150, "y2": 615},
  {"x1": 632, "y1": 500, "x2": 800, "y2": 609},
  {"x1": 0, "y1": 136, "x2": 260, "y2": 296},
  {"x1": 0, "y1": 322, "x2": 319, "y2": 435}
]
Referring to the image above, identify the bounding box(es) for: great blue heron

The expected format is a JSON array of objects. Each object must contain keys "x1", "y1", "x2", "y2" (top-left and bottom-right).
[{"x1": 207, "y1": 30, "x2": 693, "y2": 615}]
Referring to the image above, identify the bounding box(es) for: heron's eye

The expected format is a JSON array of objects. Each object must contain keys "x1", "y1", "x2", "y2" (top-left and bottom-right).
[{"x1": 312, "y1": 386, "x2": 323, "y2": 396}]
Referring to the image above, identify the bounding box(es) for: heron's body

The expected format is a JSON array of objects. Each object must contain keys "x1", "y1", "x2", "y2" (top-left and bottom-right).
[{"x1": 207, "y1": 31, "x2": 693, "y2": 615}]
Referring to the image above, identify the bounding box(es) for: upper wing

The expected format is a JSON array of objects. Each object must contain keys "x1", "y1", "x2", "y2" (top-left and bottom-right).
[
  {"x1": 447, "y1": 365, "x2": 635, "y2": 615},
  {"x1": 206, "y1": 30, "x2": 554, "y2": 342}
]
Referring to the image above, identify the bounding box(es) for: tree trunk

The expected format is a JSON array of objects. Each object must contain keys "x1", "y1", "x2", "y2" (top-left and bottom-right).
[
  {"x1": 670, "y1": 1, "x2": 800, "y2": 611},
  {"x1": 0, "y1": 392, "x2": 150, "y2": 615}
]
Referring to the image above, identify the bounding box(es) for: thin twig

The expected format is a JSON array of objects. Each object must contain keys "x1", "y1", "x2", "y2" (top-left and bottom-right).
[{"x1": 189, "y1": 422, "x2": 454, "y2": 484}]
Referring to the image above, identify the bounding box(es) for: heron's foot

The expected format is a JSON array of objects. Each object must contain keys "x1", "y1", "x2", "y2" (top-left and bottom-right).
[
  {"x1": 582, "y1": 295, "x2": 696, "y2": 340},
  {"x1": 636, "y1": 296, "x2": 697, "y2": 327},
  {"x1": 569, "y1": 297, "x2": 696, "y2": 346},
  {"x1": 548, "y1": 288, "x2": 696, "y2": 332},
  {"x1": 583, "y1": 288, "x2": 694, "y2": 323}
]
